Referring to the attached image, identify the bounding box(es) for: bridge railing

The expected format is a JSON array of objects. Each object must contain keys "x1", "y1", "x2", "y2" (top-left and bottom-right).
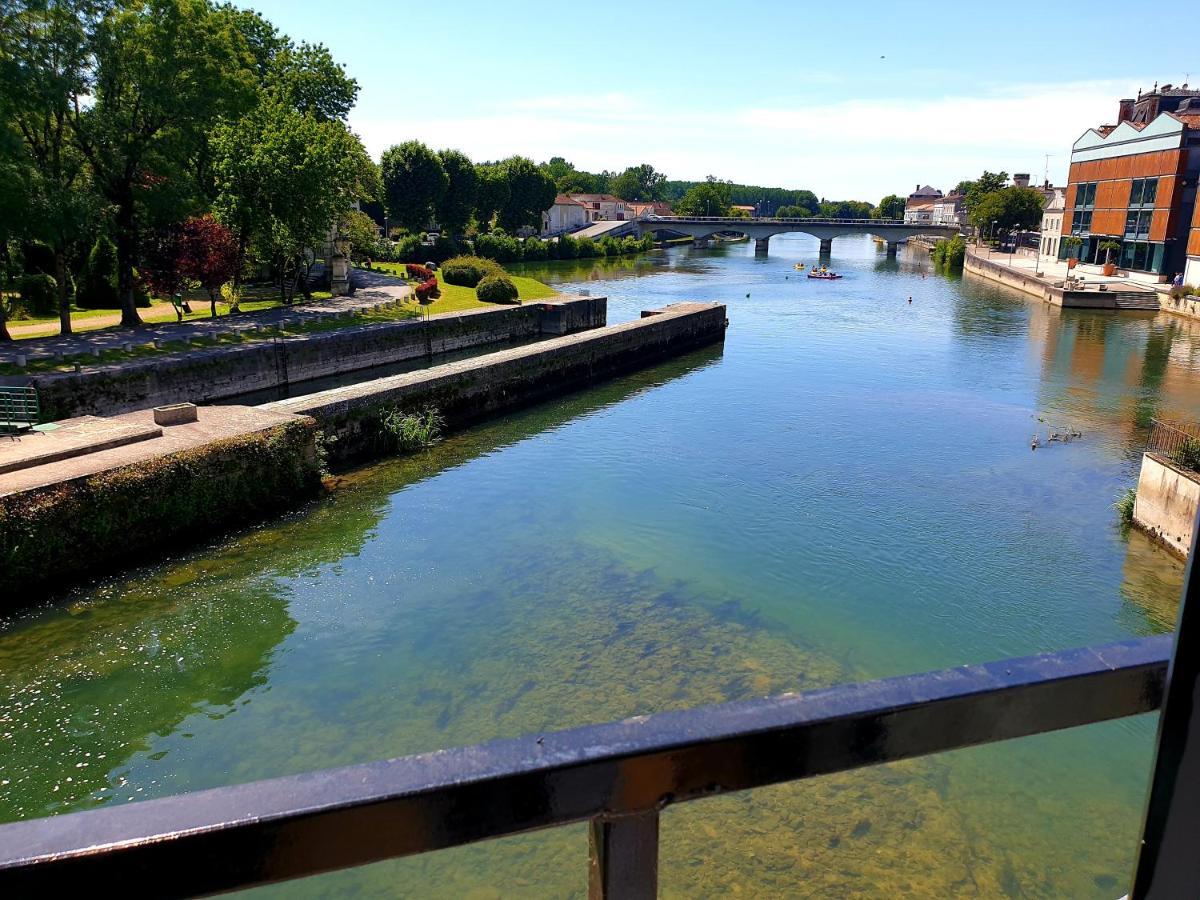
[
  {"x1": 643, "y1": 215, "x2": 912, "y2": 225},
  {"x1": 0, "y1": 630, "x2": 1186, "y2": 897}
]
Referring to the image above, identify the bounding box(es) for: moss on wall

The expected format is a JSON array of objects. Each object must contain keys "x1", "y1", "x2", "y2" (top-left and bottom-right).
[{"x1": 0, "y1": 419, "x2": 325, "y2": 602}]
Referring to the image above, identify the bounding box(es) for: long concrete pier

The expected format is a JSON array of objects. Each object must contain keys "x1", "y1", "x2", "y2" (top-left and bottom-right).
[
  {"x1": 267, "y1": 301, "x2": 728, "y2": 466},
  {"x1": 0, "y1": 300, "x2": 726, "y2": 604}
]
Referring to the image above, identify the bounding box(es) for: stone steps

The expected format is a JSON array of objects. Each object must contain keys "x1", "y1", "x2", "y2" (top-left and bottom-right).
[{"x1": 1111, "y1": 291, "x2": 1161, "y2": 311}]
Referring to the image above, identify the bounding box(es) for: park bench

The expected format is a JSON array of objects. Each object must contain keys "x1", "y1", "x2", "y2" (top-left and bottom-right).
[{"x1": 0, "y1": 385, "x2": 40, "y2": 435}]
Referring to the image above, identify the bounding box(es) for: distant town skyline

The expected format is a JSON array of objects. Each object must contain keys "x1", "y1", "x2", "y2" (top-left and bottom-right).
[{"x1": 234, "y1": 0, "x2": 1195, "y2": 200}]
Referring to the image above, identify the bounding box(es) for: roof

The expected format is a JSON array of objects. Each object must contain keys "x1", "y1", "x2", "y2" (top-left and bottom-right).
[
  {"x1": 909, "y1": 185, "x2": 942, "y2": 197},
  {"x1": 553, "y1": 195, "x2": 585, "y2": 207},
  {"x1": 568, "y1": 194, "x2": 624, "y2": 203}
]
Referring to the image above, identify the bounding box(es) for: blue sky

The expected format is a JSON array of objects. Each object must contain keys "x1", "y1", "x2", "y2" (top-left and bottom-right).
[{"x1": 236, "y1": 0, "x2": 1197, "y2": 200}]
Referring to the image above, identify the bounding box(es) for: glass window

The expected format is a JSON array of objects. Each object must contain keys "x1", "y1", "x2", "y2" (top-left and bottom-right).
[{"x1": 1143, "y1": 178, "x2": 1157, "y2": 205}]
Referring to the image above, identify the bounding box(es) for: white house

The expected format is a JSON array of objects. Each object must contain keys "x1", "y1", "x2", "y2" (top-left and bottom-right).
[
  {"x1": 931, "y1": 193, "x2": 965, "y2": 228},
  {"x1": 542, "y1": 195, "x2": 589, "y2": 236},
  {"x1": 904, "y1": 184, "x2": 943, "y2": 224},
  {"x1": 1039, "y1": 188, "x2": 1066, "y2": 264},
  {"x1": 569, "y1": 194, "x2": 629, "y2": 223}
]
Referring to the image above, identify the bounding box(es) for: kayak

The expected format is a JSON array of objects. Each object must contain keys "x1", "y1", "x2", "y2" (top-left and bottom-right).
[
  {"x1": 793, "y1": 263, "x2": 806, "y2": 271},
  {"x1": 807, "y1": 272, "x2": 842, "y2": 280}
]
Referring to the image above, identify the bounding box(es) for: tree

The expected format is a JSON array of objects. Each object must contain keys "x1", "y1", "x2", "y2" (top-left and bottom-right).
[
  {"x1": 955, "y1": 170, "x2": 1009, "y2": 214},
  {"x1": 340, "y1": 208, "x2": 382, "y2": 262},
  {"x1": 611, "y1": 163, "x2": 666, "y2": 202},
  {"x1": 0, "y1": 0, "x2": 100, "y2": 334},
  {"x1": 139, "y1": 221, "x2": 186, "y2": 307},
  {"x1": 180, "y1": 214, "x2": 238, "y2": 317},
  {"x1": 968, "y1": 186, "x2": 1044, "y2": 234},
  {"x1": 69, "y1": 0, "x2": 258, "y2": 326},
  {"x1": 263, "y1": 41, "x2": 357, "y2": 122},
  {"x1": 212, "y1": 100, "x2": 377, "y2": 302},
  {"x1": 875, "y1": 194, "x2": 905, "y2": 219},
  {"x1": 675, "y1": 176, "x2": 732, "y2": 217},
  {"x1": 496, "y1": 156, "x2": 555, "y2": 232},
  {"x1": 817, "y1": 199, "x2": 874, "y2": 219},
  {"x1": 437, "y1": 149, "x2": 477, "y2": 236},
  {"x1": 776, "y1": 204, "x2": 813, "y2": 218},
  {"x1": 380, "y1": 140, "x2": 447, "y2": 233},
  {"x1": 474, "y1": 164, "x2": 510, "y2": 230}
]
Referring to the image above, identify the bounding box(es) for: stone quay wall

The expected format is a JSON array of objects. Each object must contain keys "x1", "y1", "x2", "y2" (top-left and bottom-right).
[
  {"x1": 267, "y1": 302, "x2": 728, "y2": 468},
  {"x1": 25, "y1": 297, "x2": 607, "y2": 420},
  {"x1": 1134, "y1": 452, "x2": 1200, "y2": 558}
]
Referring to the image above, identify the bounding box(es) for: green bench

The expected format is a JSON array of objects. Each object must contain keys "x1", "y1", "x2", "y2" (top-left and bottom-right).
[{"x1": 0, "y1": 385, "x2": 40, "y2": 435}]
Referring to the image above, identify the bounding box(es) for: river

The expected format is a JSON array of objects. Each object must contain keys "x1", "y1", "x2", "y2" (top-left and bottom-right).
[{"x1": 2, "y1": 234, "x2": 1198, "y2": 897}]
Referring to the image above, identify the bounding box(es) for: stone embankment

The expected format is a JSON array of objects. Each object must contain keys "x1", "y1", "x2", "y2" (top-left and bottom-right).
[
  {"x1": 0, "y1": 301, "x2": 726, "y2": 605},
  {"x1": 268, "y1": 302, "x2": 728, "y2": 467},
  {"x1": 1133, "y1": 453, "x2": 1200, "y2": 558},
  {"x1": 21, "y1": 297, "x2": 606, "y2": 419}
]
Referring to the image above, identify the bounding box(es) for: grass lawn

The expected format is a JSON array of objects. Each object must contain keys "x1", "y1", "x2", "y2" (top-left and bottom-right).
[
  {"x1": 368, "y1": 263, "x2": 557, "y2": 313},
  {"x1": 7, "y1": 284, "x2": 328, "y2": 340}
]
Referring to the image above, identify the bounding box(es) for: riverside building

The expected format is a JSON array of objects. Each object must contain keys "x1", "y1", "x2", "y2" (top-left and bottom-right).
[{"x1": 1060, "y1": 85, "x2": 1200, "y2": 280}]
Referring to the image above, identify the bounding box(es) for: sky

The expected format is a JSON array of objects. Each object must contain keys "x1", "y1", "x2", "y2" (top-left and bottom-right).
[{"x1": 235, "y1": 0, "x2": 1198, "y2": 201}]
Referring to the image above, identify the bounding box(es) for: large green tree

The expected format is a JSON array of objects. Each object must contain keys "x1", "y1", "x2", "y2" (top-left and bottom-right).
[
  {"x1": 474, "y1": 163, "x2": 510, "y2": 230},
  {"x1": 874, "y1": 194, "x2": 905, "y2": 219},
  {"x1": 0, "y1": 0, "x2": 99, "y2": 334},
  {"x1": 212, "y1": 99, "x2": 377, "y2": 301},
  {"x1": 954, "y1": 170, "x2": 1009, "y2": 215},
  {"x1": 496, "y1": 155, "x2": 555, "y2": 232},
  {"x1": 437, "y1": 148, "x2": 477, "y2": 236},
  {"x1": 69, "y1": 0, "x2": 257, "y2": 325},
  {"x1": 611, "y1": 163, "x2": 666, "y2": 202},
  {"x1": 675, "y1": 176, "x2": 732, "y2": 217},
  {"x1": 968, "y1": 186, "x2": 1044, "y2": 234},
  {"x1": 380, "y1": 140, "x2": 447, "y2": 233}
]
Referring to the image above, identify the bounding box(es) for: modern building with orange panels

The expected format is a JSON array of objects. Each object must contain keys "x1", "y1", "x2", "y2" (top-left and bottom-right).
[
  {"x1": 1061, "y1": 88, "x2": 1200, "y2": 280},
  {"x1": 1187, "y1": 189, "x2": 1200, "y2": 286}
]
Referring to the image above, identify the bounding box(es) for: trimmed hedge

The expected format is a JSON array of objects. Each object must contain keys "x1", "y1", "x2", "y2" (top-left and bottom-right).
[
  {"x1": 19, "y1": 273, "x2": 58, "y2": 317},
  {"x1": 441, "y1": 255, "x2": 503, "y2": 287},
  {"x1": 0, "y1": 419, "x2": 324, "y2": 603},
  {"x1": 77, "y1": 235, "x2": 121, "y2": 309},
  {"x1": 476, "y1": 274, "x2": 520, "y2": 304}
]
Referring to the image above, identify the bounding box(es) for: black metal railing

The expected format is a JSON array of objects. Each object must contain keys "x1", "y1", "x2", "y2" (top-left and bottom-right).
[
  {"x1": 1147, "y1": 418, "x2": 1200, "y2": 463},
  {"x1": 0, "y1": 636, "x2": 1173, "y2": 898}
]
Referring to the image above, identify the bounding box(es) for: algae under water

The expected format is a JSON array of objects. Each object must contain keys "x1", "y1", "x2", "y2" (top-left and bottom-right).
[{"x1": 3, "y1": 236, "x2": 1198, "y2": 897}]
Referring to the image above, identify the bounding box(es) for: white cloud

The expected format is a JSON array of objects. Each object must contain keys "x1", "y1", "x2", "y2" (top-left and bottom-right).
[{"x1": 351, "y1": 79, "x2": 1142, "y2": 200}]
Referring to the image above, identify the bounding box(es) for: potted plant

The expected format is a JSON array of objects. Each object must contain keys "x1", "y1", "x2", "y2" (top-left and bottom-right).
[
  {"x1": 1099, "y1": 240, "x2": 1121, "y2": 276},
  {"x1": 1064, "y1": 235, "x2": 1083, "y2": 271}
]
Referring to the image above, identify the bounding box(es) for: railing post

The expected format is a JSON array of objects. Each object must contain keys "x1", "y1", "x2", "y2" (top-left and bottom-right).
[
  {"x1": 1131, "y1": 508, "x2": 1200, "y2": 898},
  {"x1": 588, "y1": 812, "x2": 659, "y2": 900}
]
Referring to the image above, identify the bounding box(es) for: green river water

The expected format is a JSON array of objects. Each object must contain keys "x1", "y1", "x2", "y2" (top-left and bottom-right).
[{"x1": 2, "y1": 235, "x2": 1198, "y2": 897}]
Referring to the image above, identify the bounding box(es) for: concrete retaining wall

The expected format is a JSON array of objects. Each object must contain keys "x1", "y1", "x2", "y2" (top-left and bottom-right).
[
  {"x1": 964, "y1": 252, "x2": 1055, "y2": 301},
  {"x1": 26, "y1": 297, "x2": 606, "y2": 420},
  {"x1": 267, "y1": 302, "x2": 728, "y2": 467},
  {"x1": 1134, "y1": 452, "x2": 1200, "y2": 558}
]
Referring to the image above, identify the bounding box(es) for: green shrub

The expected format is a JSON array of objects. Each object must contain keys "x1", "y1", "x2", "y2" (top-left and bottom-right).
[
  {"x1": 576, "y1": 237, "x2": 597, "y2": 258},
  {"x1": 379, "y1": 406, "x2": 444, "y2": 453},
  {"x1": 557, "y1": 234, "x2": 580, "y2": 259},
  {"x1": 474, "y1": 230, "x2": 521, "y2": 263},
  {"x1": 620, "y1": 235, "x2": 641, "y2": 254},
  {"x1": 598, "y1": 236, "x2": 621, "y2": 257},
  {"x1": 476, "y1": 274, "x2": 520, "y2": 304},
  {"x1": 1174, "y1": 438, "x2": 1200, "y2": 472},
  {"x1": 76, "y1": 235, "x2": 120, "y2": 309},
  {"x1": 521, "y1": 237, "x2": 548, "y2": 261},
  {"x1": 1114, "y1": 487, "x2": 1137, "y2": 527},
  {"x1": 132, "y1": 273, "x2": 151, "y2": 308},
  {"x1": 391, "y1": 232, "x2": 423, "y2": 263},
  {"x1": 1169, "y1": 283, "x2": 1198, "y2": 300},
  {"x1": 932, "y1": 235, "x2": 966, "y2": 272},
  {"x1": 440, "y1": 254, "x2": 503, "y2": 287},
  {"x1": 18, "y1": 273, "x2": 58, "y2": 316}
]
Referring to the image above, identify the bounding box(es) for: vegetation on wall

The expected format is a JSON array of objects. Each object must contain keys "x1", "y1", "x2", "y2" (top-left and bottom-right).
[
  {"x1": 0, "y1": 419, "x2": 324, "y2": 598},
  {"x1": 379, "y1": 406, "x2": 444, "y2": 453},
  {"x1": 932, "y1": 235, "x2": 966, "y2": 272}
]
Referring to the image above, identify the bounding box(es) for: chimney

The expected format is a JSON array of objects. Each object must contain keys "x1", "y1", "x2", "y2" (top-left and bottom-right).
[
  {"x1": 1118, "y1": 98, "x2": 1135, "y2": 123},
  {"x1": 1013, "y1": 173, "x2": 1030, "y2": 188}
]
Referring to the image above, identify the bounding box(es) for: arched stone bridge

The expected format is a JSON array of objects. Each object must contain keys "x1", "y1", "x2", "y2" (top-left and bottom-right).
[{"x1": 602, "y1": 216, "x2": 961, "y2": 255}]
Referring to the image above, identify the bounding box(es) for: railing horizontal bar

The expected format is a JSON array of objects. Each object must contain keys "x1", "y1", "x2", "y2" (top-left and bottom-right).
[{"x1": 0, "y1": 636, "x2": 1170, "y2": 897}]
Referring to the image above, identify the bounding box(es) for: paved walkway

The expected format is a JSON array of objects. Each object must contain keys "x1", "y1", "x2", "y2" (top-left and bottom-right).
[
  {"x1": 971, "y1": 245, "x2": 1161, "y2": 293},
  {"x1": 1, "y1": 268, "x2": 412, "y2": 364}
]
